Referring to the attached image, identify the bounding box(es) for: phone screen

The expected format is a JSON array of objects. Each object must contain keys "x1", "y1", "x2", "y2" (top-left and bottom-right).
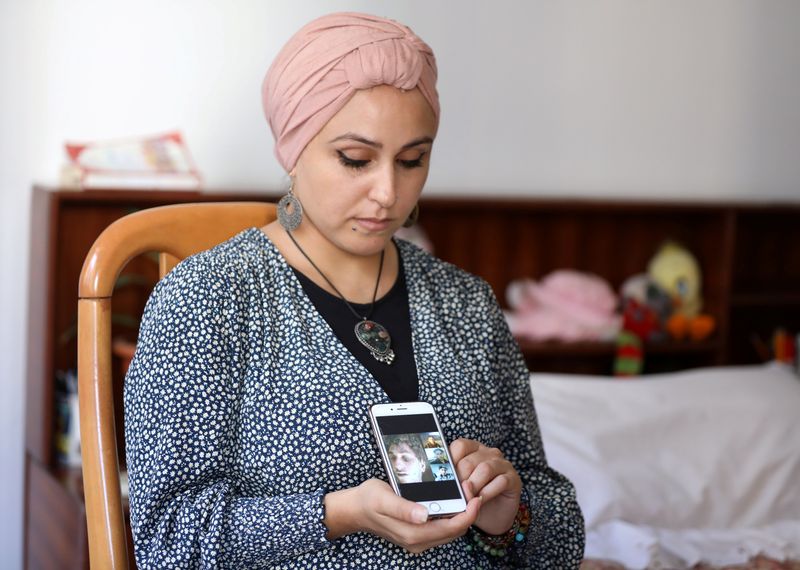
[{"x1": 375, "y1": 413, "x2": 462, "y2": 502}]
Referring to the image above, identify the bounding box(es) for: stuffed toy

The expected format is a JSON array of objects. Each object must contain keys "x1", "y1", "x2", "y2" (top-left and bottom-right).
[
  {"x1": 613, "y1": 243, "x2": 717, "y2": 376},
  {"x1": 647, "y1": 242, "x2": 716, "y2": 341},
  {"x1": 620, "y1": 297, "x2": 661, "y2": 342},
  {"x1": 505, "y1": 270, "x2": 622, "y2": 342},
  {"x1": 614, "y1": 275, "x2": 665, "y2": 377},
  {"x1": 614, "y1": 330, "x2": 643, "y2": 376},
  {"x1": 618, "y1": 273, "x2": 671, "y2": 341}
]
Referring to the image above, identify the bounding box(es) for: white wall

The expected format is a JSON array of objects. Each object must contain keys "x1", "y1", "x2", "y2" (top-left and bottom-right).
[{"x1": 1, "y1": 1, "x2": 799, "y2": 567}]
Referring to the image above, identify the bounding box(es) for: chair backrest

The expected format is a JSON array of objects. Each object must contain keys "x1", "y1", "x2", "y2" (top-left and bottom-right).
[{"x1": 77, "y1": 201, "x2": 276, "y2": 569}]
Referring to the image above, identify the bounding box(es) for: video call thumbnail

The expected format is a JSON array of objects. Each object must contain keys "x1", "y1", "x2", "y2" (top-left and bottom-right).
[
  {"x1": 376, "y1": 414, "x2": 463, "y2": 501},
  {"x1": 383, "y1": 431, "x2": 452, "y2": 485}
]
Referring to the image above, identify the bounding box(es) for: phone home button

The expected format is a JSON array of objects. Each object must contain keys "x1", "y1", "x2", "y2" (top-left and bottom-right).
[{"x1": 429, "y1": 502, "x2": 441, "y2": 514}]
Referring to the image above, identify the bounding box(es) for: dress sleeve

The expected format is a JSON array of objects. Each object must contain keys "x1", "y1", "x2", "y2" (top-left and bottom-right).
[
  {"x1": 479, "y1": 282, "x2": 586, "y2": 569},
  {"x1": 124, "y1": 259, "x2": 333, "y2": 569}
]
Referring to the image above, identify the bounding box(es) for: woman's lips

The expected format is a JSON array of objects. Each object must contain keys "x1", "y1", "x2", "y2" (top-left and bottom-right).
[{"x1": 355, "y1": 218, "x2": 392, "y2": 232}]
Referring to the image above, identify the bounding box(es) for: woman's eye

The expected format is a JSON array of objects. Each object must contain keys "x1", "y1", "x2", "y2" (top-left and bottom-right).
[
  {"x1": 398, "y1": 152, "x2": 426, "y2": 169},
  {"x1": 337, "y1": 150, "x2": 369, "y2": 170},
  {"x1": 337, "y1": 150, "x2": 426, "y2": 170}
]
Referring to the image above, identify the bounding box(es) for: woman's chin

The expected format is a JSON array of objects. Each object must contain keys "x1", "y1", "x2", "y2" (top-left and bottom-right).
[{"x1": 341, "y1": 232, "x2": 395, "y2": 256}]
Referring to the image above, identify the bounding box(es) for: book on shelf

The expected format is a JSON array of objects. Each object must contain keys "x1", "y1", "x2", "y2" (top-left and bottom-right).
[{"x1": 61, "y1": 130, "x2": 202, "y2": 190}]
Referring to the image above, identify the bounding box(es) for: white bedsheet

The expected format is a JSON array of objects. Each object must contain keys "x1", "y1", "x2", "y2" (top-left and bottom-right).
[
  {"x1": 586, "y1": 519, "x2": 800, "y2": 569},
  {"x1": 530, "y1": 363, "x2": 800, "y2": 568}
]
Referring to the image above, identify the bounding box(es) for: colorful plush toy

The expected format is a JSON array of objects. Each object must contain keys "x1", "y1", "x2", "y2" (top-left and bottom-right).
[
  {"x1": 615, "y1": 276, "x2": 663, "y2": 377},
  {"x1": 614, "y1": 330, "x2": 643, "y2": 377},
  {"x1": 613, "y1": 242, "x2": 717, "y2": 376},
  {"x1": 620, "y1": 297, "x2": 661, "y2": 341},
  {"x1": 618, "y1": 274, "x2": 671, "y2": 342},
  {"x1": 505, "y1": 270, "x2": 622, "y2": 342},
  {"x1": 647, "y1": 242, "x2": 716, "y2": 341}
]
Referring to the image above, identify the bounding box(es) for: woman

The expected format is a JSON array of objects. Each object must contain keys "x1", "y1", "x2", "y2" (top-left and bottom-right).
[{"x1": 125, "y1": 12, "x2": 584, "y2": 569}]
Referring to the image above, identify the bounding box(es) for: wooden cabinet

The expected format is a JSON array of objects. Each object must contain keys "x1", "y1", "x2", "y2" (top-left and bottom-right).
[
  {"x1": 24, "y1": 186, "x2": 271, "y2": 569},
  {"x1": 24, "y1": 187, "x2": 800, "y2": 568}
]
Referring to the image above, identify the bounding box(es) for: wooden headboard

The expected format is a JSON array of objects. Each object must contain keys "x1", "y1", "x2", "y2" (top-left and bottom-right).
[{"x1": 414, "y1": 196, "x2": 800, "y2": 374}]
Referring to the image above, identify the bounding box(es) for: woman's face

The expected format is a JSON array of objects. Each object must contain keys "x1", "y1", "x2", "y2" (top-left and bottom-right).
[{"x1": 292, "y1": 85, "x2": 437, "y2": 257}]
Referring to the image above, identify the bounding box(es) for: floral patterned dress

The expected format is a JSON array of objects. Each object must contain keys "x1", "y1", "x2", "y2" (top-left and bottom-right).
[{"x1": 124, "y1": 228, "x2": 585, "y2": 569}]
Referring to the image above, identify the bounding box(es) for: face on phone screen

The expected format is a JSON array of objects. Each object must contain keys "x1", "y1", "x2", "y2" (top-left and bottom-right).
[{"x1": 376, "y1": 414, "x2": 461, "y2": 502}]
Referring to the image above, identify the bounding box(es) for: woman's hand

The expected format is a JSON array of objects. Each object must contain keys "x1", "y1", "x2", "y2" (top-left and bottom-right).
[
  {"x1": 324, "y1": 479, "x2": 482, "y2": 553},
  {"x1": 449, "y1": 438, "x2": 523, "y2": 535}
]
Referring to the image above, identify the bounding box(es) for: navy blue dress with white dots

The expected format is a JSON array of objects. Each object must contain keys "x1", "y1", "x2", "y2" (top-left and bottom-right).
[{"x1": 124, "y1": 228, "x2": 585, "y2": 569}]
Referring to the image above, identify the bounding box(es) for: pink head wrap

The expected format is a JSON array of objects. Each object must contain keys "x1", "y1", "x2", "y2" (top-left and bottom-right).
[{"x1": 262, "y1": 12, "x2": 440, "y2": 172}]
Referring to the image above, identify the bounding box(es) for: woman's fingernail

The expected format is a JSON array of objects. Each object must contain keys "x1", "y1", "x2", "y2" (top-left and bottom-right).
[{"x1": 413, "y1": 508, "x2": 428, "y2": 523}]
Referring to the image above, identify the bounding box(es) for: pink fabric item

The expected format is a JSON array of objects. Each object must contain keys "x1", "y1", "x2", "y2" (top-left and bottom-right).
[
  {"x1": 262, "y1": 12, "x2": 440, "y2": 172},
  {"x1": 505, "y1": 271, "x2": 622, "y2": 342}
]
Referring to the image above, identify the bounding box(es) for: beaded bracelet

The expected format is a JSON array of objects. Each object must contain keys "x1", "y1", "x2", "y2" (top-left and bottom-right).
[{"x1": 465, "y1": 501, "x2": 531, "y2": 557}]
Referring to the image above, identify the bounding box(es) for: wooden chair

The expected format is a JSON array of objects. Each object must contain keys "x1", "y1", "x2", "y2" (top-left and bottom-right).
[{"x1": 77, "y1": 202, "x2": 276, "y2": 569}]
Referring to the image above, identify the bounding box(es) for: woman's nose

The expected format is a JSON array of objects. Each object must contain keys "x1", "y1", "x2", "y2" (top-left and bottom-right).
[{"x1": 368, "y1": 164, "x2": 397, "y2": 209}]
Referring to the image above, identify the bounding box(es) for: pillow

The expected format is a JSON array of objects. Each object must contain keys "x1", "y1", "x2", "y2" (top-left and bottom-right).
[{"x1": 530, "y1": 364, "x2": 800, "y2": 530}]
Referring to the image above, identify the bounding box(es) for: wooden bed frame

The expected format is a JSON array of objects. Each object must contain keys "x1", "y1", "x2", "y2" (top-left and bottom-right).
[{"x1": 415, "y1": 196, "x2": 800, "y2": 374}]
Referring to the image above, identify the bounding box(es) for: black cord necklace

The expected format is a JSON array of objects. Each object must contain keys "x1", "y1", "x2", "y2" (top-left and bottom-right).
[{"x1": 286, "y1": 230, "x2": 395, "y2": 365}]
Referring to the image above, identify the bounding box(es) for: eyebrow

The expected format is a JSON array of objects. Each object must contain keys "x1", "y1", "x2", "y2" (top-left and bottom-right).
[{"x1": 328, "y1": 133, "x2": 433, "y2": 150}]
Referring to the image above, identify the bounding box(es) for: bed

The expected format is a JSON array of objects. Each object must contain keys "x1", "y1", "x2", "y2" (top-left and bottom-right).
[{"x1": 529, "y1": 363, "x2": 800, "y2": 570}]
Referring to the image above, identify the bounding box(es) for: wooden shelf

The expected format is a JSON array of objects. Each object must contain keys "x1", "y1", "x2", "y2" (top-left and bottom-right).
[
  {"x1": 24, "y1": 187, "x2": 272, "y2": 570},
  {"x1": 53, "y1": 465, "x2": 84, "y2": 501},
  {"x1": 517, "y1": 338, "x2": 721, "y2": 357},
  {"x1": 730, "y1": 293, "x2": 800, "y2": 307}
]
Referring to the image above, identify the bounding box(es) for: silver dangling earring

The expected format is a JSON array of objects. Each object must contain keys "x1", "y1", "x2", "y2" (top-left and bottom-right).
[
  {"x1": 403, "y1": 203, "x2": 419, "y2": 228},
  {"x1": 277, "y1": 180, "x2": 303, "y2": 232}
]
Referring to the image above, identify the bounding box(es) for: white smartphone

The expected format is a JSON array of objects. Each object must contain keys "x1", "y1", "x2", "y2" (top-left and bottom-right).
[{"x1": 369, "y1": 401, "x2": 467, "y2": 517}]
